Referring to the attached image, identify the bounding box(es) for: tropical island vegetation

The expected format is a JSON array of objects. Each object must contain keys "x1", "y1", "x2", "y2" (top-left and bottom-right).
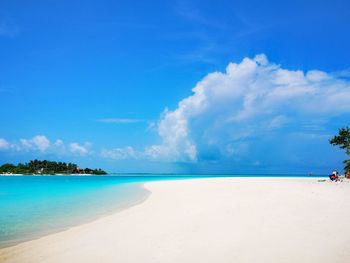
[
  {"x1": 0, "y1": 160, "x2": 107, "y2": 175},
  {"x1": 330, "y1": 127, "x2": 350, "y2": 178}
]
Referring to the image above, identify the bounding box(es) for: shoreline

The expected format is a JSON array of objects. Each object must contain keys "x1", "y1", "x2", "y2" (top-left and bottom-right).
[
  {"x1": 0, "y1": 174, "x2": 108, "y2": 176},
  {"x1": 1, "y1": 177, "x2": 350, "y2": 262},
  {"x1": 0, "y1": 173, "x2": 330, "y2": 177},
  {"x1": 1, "y1": 176, "x2": 331, "y2": 249},
  {"x1": 0, "y1": 182, "x2": 151, "y2": 249}
]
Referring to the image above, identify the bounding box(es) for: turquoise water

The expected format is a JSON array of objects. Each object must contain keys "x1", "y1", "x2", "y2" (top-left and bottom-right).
[
  {"x1": 0, "y1": 174, "x2": 325, "y2": 248},
  {"x1": 0, "y1": 175, "x2": 206, "y2": 247}
]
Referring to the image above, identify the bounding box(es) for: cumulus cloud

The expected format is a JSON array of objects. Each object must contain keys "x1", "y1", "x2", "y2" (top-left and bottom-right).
[
  {"x1": 0, "y1": 138, "x2": 10, "y2": 150},
  {"x1": 19, "y1": 135, "x2": 50, "y2": 152},
  {"x1": 69, "y1": 142, "x2": 91, "y2": 155},
  {"x1": 146, "y1": 54, "x2": 350, "y2": 162},
  {"x1": 54, "y1": 139, "x2": 64, "y2": 147},
  {"x1": 1, "y1": 55, "x2": 350, "y2": 169},
  {"x1": 0, "y1": 135, "x2": 91, "y2": 156},
  {"x1": 31, "y1": 135, "x2": 50, "y2": 152}
]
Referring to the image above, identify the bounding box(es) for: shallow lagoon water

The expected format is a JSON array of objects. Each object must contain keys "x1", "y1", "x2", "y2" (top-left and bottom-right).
[
  {"x1": 0, "y1": 176, "x2": 161, "y2": 247},
  {"x1": 0, "y1": 174, "x2": 325, "y2": 247}
]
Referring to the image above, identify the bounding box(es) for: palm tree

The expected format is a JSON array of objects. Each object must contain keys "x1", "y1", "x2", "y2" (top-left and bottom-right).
[{"x1": 330, "y1": 127, "x2": 350, "y2": 174}]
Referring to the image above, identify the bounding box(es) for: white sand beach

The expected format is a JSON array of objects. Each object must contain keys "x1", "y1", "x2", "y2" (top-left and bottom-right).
[{"x1": 1, "y1": 178, "x2": 350, "y2": 263}]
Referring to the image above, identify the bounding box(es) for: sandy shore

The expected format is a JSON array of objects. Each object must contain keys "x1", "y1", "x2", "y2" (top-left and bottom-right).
[{"x1": 1, "y1": 178, "x2": 350, "y2": 263}]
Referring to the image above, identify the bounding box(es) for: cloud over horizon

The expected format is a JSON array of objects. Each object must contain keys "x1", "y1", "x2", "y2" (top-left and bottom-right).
[
  {"x1": 0, "y1": 135, "x2": 92, "y2": 157},
  {"x1": 145, "y1": 54, "x2": 350, "y2": 164},
  {"x1": 1, "y1": 54, "x2": 350, "y2": 171}
]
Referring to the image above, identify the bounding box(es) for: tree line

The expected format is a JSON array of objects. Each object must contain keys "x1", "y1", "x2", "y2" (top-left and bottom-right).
[{"x1": 0, "y1": 160, "x2": 107, "y2": 175}]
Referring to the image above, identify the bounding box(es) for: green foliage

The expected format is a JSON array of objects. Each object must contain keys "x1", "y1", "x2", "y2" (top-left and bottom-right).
[
  {"x1": 0, "y1": 160, "x2": 107, "y2": 175},
  {"x1": 0, "y1": 163, "x2": 16, "y2": 173},
  {"x1": 344, "y1": 160, "x2": 350, "y2": 173},
  {"x1": 329, "y1": 127, "x2": 350, "y2": 172}
]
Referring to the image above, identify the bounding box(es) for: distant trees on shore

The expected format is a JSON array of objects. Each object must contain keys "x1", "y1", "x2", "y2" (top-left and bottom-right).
[
  {"x1": 330, "y1": 127, "x2": 350, "y2": 176},
  {"x1": 0, "y1": 160, "x2": 107, "y2": 175}
]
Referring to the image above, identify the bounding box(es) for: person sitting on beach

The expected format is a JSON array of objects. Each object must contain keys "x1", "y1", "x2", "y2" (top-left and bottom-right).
[
  {"x1": 346, "y1": 170, "x2": 350, "y2": 179},
  {"x1": 329, "y1": 170, "x2": 339, "y2": 181}
]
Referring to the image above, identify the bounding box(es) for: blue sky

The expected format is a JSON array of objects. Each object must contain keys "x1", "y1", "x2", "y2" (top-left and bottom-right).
[{"x1": 0, "y1": 0, "x2": 350, "y2": 174}]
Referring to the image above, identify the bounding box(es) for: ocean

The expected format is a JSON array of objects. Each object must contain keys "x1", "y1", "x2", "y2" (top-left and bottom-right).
[
  {"x1": 0, "y1": 175, "x2": 199, "y2": 247},
  {"x1": 0, "y1": 174, "x2": 325, "y2": 248}
]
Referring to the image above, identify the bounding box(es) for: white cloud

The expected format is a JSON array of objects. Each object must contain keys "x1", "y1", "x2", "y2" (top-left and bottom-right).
[
  {"x1": 101, "y1": 146, "x2": 137, "y2": 160},
  {"x1": 146, "y1": 54, "x2": 350, "y2": 162},
  {"x1": 69, "y1": 142, "x2": 90, "y2": 155},
  {"x1": 267, "y1": 115, "x2": 289, "y2": 130},
  {"x1": 54, "y1": 139, "x2": 64, "y2": 147},
  {"x1": 1, "y1": 55, "x2": 349, "y2": 167},
  {"x1": 20, "y1": 139, "x2": 33, "y2": 150},
  {"x1": 32, "y1": 135, "x2": 50, "y2": 152},
  {"x1": 0, "y1": 138, "x2": 9, "y2": 150},
  {"x1": 0, "y1": 135, "x2": 91, "y2": 156},
  {"x1": 19, "y1": 135, "x2": 50, "y2": 152}
]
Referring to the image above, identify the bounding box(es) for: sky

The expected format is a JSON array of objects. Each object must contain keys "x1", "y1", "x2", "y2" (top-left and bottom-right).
[{"x1": 0, "y1": 0, "x2": 350, "y2": 174}]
